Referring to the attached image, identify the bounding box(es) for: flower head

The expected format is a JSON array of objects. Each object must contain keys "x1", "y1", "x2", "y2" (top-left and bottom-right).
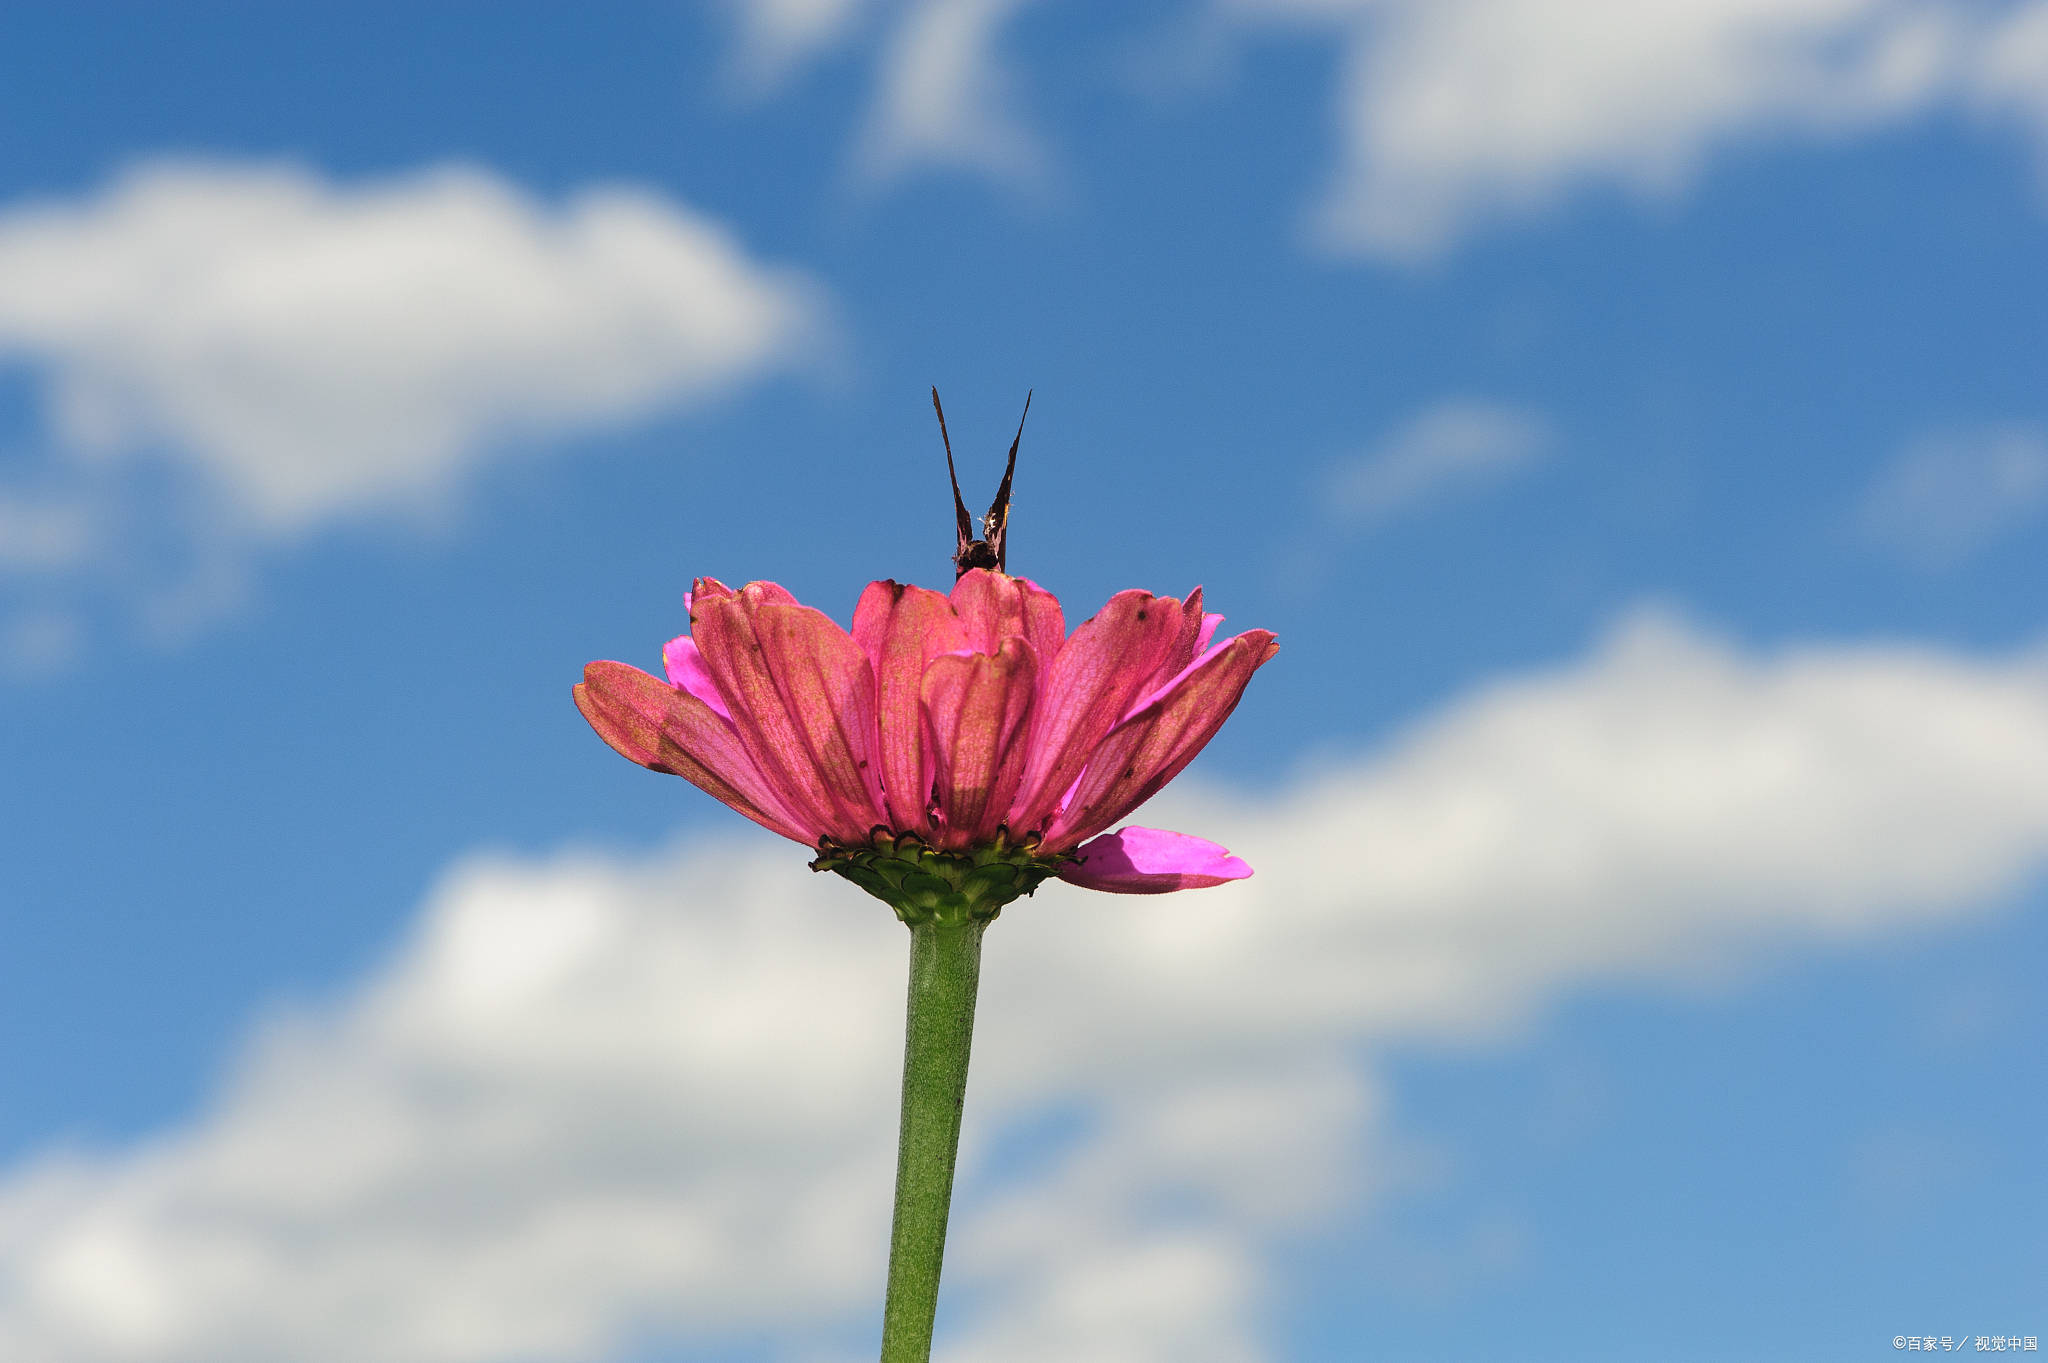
[{"x1": 576, "y1": 569, "x2": 1276, "y2": 918}]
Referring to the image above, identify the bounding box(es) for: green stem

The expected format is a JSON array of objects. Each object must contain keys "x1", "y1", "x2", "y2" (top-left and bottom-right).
[{"x1": 879, "y1": 917, "x2": 987, "y2": 1363}]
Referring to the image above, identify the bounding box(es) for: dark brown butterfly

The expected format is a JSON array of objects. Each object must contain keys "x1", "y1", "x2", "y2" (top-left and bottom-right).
[{"x1": 933, "y1": 386, "x2": 1031, "y2": 580}]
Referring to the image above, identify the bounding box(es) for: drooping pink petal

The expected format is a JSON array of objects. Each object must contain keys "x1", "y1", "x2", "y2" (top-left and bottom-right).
[
  {"x1": 573, "y1": 661, "x2": 814, "y2": 843},
  {"x1": 1045, "y1": 628, "x2": 1280, "y2": 850},
  {"x1": 691, "y1": 585, "x2": 886, "y2": 843},
  {"x1": 1056, "y1": 826, "x2": 1252, "y2": 893},
  {"x1": 1005, "y1": 589, "x2": 1186, "y2": 835},
  {"x1": 853, "y1": 580, "x2": 966, "y2": 832},
  {"x1": 661, "y1": 635, "x2": 730, "y2": 720},
  {"x1": 951, "y1": 569, "x2": 1065, "y2": 669},
  {"x1": 922, "y1": 638, "x2": 1037, "y2": 848}
]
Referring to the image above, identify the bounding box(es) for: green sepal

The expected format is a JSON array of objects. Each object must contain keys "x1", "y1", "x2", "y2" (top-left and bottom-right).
[{"x1": 811, "y1": 828, "x2": 1069, "y2": 927}]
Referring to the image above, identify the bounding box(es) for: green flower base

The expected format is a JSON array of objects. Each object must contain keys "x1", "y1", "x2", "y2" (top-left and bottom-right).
[{"x1": 811, "y1": 829, "x2": 1069, "y2": 927}]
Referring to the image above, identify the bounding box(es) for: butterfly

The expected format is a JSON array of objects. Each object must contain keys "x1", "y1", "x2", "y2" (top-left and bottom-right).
[{"x1": 932, "y1": 386, "x2": 1030, "y2": 580}]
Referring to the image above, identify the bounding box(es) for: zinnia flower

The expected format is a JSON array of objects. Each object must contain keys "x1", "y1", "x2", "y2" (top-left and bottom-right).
[
  {"x1": 574, "y1": 394, "x2": 1279, "y2": 1363},
  {"x1": 574, "y1": 568, "x2": 1277, "y2": 910}
]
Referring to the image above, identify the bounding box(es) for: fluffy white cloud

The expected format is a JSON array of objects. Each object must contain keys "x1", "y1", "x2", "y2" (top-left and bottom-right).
[
  {"x1": 5, "y1": 610, "x2": 2048, "y2": 1360},
  {"x1": 856, "y1": 0, "x2": 1048, "y2": 186},
  {"x1": 1217, "y1": 0, "x2": 2048, "y2": 259},
  {"x1": 722, "y1": 0, "x2": 876, "y2": 85},
  {"x1": 1326, "y1": 399, "x2": 1548, "y2": 523},
  {"x1": 0, "y1": 609, "x2": 82, "y2": 677},
  {"x1": 0, "y1": 160, "x2": 823, "y2": 535},
  {"x1": 1973, "y1": 1, "x2": 2048, "y2": 137},
  {"x1": 0, "y1": 158, "x2": 823, "y2": 657},
  {"x1": 0, "y1": 494, "x2": 94, "y2": 573},
  {"x1": 712, "y1": 0, "x2": 1048, "y2": 185},
  {"x1": 720, "y1": 0, "x2": 2048, "y2": 252},
  {"x1": 1855, "y1": 422, "x2": 2048, "y2": 566},
  {"x1": 0, "y1": 848, "x2": 904, "y2": 1363}
]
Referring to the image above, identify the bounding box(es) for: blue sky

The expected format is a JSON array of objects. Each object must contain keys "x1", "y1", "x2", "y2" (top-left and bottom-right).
[{"x1": 2, "y1": 2, "x2": 2046, "y2": 1359}]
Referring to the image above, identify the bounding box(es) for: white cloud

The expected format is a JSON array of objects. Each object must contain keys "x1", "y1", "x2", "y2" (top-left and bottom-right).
[
  {"x1": 1327, "y1": 399, "x2": 1548, "y2": 523},
  {"x1": 0, "y1": 493, "x2": 94, "y2": 572},
  {"x1": 722, "y1": 0, "x2": 876, "y2": 86},
  {"x1": 0, "y1": 848, "x2": 905, "y2": 1363},
  {"x1": 1217, "y1": 0, "x2": 2048, "y2": 259},
  {"x1": 5, "y1": 609, "x2": 2048, "y2": 1360},
  {"x1": 854, "y1": 0, "x2": 1050, "y2": 186},
  {"x1": 1842, "y1": 1120, "x2": 1980, "y2": 1217},
  {"x1": 720, "y1": 0, "x2": 2048, "y2": 249},
  {"x1": 0, "y1": 609, "x2": 82, "y2": 676},
  {"x1": 1974, "y1": 1, "x2": 2048, "y2": 144},
  {"x1": 1855, "y1": 422, "x2": 2048, "y2": 566},
  {"x1": 712, "y1": 0, "x2": 1052, "y2": 187},
  {"x1": 0, "y1": 158, "x2": 824, "y2": 655},
  {"x1": 0, "y1": 160, "x2": 823, "y2": 535}
]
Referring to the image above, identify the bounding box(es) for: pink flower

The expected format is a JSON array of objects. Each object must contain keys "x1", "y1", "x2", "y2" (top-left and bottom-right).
[{"x1": 574, "y1": 569, "x2": 1277, "y2": 898}]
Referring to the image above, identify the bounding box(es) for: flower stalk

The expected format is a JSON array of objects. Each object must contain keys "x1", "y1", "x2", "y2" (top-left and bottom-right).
[{"x1": 879, "y1": 915, "x2": 986, "y2": 1363}]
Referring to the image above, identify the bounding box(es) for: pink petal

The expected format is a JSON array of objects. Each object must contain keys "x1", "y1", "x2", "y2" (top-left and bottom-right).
[
  {"x1": 1005, "y1": 589, "x2": 1186, "y2": 835},
  {"x1": 950, "y1": 569, "x2": 1065, "y2": 668},
  {"x1": 1166, "y1": 587, "x2": 1206, "y2": 671},
  {"x1": 1121, "y1": 587, "x2": 1210, "y2": 721},
  {"x1": 1056, "y1": 827, "x2": 1252, "y2": 894},
  {"x1": 661, "y1": 635, "x2": 730, "y2": 720},
  {"x1": 1045, "y1": 628, "x2": 1280, "y2": 850},
  {"x1": 852, "y1": 580, "x2": 966, "y2": 832},
  {"x1": 573, "y1": 661, "x2": 814, "y2": 844},
  {"x1": 691, "y1": 576, "x2": 796, "y2": 609},
  {"x1": 691, "y1": 586, "x2": 886, "y2": 843},
  {"x1": 921, "y1": 638, "x2": 1038, "y2": 848}
]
